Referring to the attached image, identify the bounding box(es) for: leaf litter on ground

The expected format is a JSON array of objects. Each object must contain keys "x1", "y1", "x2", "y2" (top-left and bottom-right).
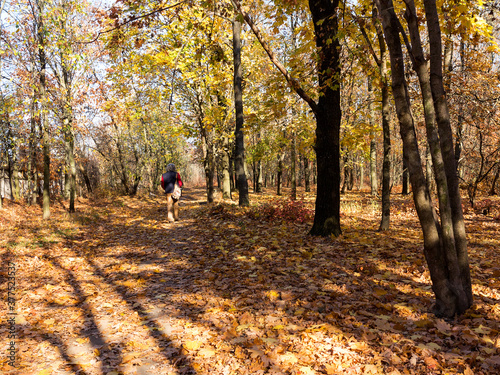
[{"x1": 0, "y1": 187, "x2": 499, "y2": 374}]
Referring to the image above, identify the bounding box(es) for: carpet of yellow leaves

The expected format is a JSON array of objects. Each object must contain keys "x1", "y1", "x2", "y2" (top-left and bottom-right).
[{"x1": 0, "y1": 187, "x2": 499, "y2": 375}]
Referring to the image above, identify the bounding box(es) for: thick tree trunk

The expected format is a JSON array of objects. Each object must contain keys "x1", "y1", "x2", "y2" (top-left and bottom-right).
[
  {"x1": 232, "y1": 0, "x2": 341, "y2": 236},
  {"x1": 376, "y1": 0, "x2": 471, "y2": 317},
  {"x1": 308, "y1": 0, "x2": 342, "y2": 237},
  {"x1": 233, "y1": 18, "x2": 249, "y2": 206}
]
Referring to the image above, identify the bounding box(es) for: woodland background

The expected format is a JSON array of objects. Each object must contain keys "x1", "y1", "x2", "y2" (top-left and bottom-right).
[{"x1": 1, "y1": 0, "x2": 500, "y2": 374}]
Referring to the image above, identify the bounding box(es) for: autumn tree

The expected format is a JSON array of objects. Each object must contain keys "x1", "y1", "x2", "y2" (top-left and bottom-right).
[
  {"x1": 372, "y1": 0, "x2": 485, "y2": 317},
  {"x1": 232, "y1": 0, "x2": 342, "y2": 236}
]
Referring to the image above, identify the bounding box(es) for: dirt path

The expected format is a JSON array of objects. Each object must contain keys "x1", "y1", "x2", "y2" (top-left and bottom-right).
[{"x1": 1, "y1": 188, "x2": 499, "y2": 374}]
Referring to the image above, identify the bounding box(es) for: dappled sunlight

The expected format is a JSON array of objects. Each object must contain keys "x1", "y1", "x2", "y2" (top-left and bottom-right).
[{"x1": 1, "y1": 188, "x2": 499, "y2": 374}]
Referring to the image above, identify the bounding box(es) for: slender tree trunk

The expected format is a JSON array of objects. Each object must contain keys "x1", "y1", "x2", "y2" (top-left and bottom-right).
[
  {"x1": 358, "y1": 153, "x2": 364, "y2": 190},
  {"x1": 112, "y1": 120, "x2": 130, "y2": 194},
  {"x1": 401, "y1": 157, "x2": 408, "y2": 194},
  {"x1": 201, "y1": 124, "x2": 214, "y2": 203},
  {"x1": 291, "y1": 130, "x2": 297, "y2": 200},
  {"x1": 232, "y1": 17, "x2": 249, "y2": 206},
  {"x1": 490, "y1": 165, "x2": 499, "y2": 196},
  {"x1": 28, "y1": 95, "x2": 38, "y2": 205},
  {"x1": 374, "y1": 12, "x2": 391, "y2": 230},
  {"x1": 304, "y1": 155, "x2": 311, "y2": 192},
  {"x1": 455, "y1": 41, "x2": 465, "y2": 177},
  {"x1": 423, "y1": 0, "x2": 472, "y2": 310},
  {"x1": 406, "y1": 0, "x2": 468, "y2": 313},
  {"x1": 277, "y1": 153, "x2": 284, "y2": 196},
  {"x1": 37, "y1": 0, "x2": 50, "y2": 219},
  {"x1": 229, "y1": 147, "x2": 235, "y2": 191},
  {"x1": 255, "y1": 131, "x2": 263, "y2": 193},
  {"x1": 379, "y1": 94, "x2": 391, "y2": 230},
  {"x1": 222, "y1": 135, "x2": 232, "y2": 199},
  {"x1": 63, "y1": 98, "x2": 76, "y2": 212}
]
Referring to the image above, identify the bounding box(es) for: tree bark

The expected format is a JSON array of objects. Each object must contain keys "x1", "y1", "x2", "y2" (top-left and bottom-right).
[
  {"x1": 376, "y1": 12, "x2": 391, "y2": 230},
  {"x1": 37, "y1": 0, "x2": 50, "y2": 219},
  {"x1": 490, "y1": 165, "x2": 499, "y2": 196},
  {"x1": 277, "y1": 152, "x2": 284, "y2": 196},
  {"x1": 62, "y1": 73, "x2": 76, "y2": 211},
  {"x1": 200, "y1": 123, "x2": 214, "y2": 203},
  {"x1": 308, "y1": 0, "x2": 342, "y2": 236},
  {"x1": 304, "y1": 155, "x2": 311, "y2": 192},
  {"x1": 232, "y1": 17, "x2": 249, "y2": 206},
  {"x1": 375, "y1": 0, "x2": 471, "y2": 317},
  {"x1": 291, "y1": 129, "x2": 297, "y2": 200},
  {"x1": 423, "y1": 0, "x2": 472, "y2": 310},
  {"x1": 221, "y1": 135, "x2": 232, "y2": 199}
]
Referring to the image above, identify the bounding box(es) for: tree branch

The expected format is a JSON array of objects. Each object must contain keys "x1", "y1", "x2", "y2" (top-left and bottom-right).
[
  {"x1": 82, "y1": 1, "x2": 187, "y2": 44},
  {"x1": 230, "y1": 0, "x2": 318, "y2": 114}
]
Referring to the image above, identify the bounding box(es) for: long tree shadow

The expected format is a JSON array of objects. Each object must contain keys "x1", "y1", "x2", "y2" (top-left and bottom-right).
[
  {"x1": 46, "y1": 256, "x2": 123, "y2": 374},
  {"x1": 32, "y1": 188, "x2": 495, "y2": 373},
  {"x1": 69, "y1": 245, "x2": 198, "y2": 374}
]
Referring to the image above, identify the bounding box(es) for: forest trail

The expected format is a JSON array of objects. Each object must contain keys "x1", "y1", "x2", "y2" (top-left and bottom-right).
[{"x1": 1, "y1": 188, "x2": 499, "y2": 374}]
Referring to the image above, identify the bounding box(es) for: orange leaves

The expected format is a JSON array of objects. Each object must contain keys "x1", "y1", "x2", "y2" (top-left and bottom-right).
[{"x1": 4, "y1": 188, "x2": 500, "y2": 374}]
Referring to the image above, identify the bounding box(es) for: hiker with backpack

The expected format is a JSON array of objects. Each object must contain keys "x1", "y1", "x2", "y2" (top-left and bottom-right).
[{"x1": 161, "y1": 163, "x2": 183, "y2": 222}]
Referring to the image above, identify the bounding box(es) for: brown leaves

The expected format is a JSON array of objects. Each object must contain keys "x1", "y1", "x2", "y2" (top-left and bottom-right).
[{"x1": 2, "y1": 189, "x2": 500, "y2": 374}]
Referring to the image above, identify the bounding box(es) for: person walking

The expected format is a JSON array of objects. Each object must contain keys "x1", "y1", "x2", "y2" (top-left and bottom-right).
[{"x1": 161, "y1": 163, "x2": 183, "y2": 222}]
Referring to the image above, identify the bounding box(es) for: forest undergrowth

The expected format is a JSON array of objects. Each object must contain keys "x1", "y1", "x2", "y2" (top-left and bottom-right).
[{"x1": 1, "y1": 187, "x2": 499, "y2": 375}]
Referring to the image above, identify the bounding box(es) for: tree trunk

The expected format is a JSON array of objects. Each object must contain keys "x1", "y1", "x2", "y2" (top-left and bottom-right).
[
  {"x1": 304, "y1": 155, "x2": 311, "y2": 192},
  {"x1": 423, "y1": 0, "x2": 472, "y2": 310},
  {"x1": 455, "y1": 40, "x2": 465, "y2": 177},
  {"x1": 63, "y1": 101, "x2": 76, "y2": 212},
  {"x1": 291, "y1": 130, "x2": 297, "y2": 200},
  {"x1": 37, "y1": 0, "x2": 50, "y2": 219},
  {"x1": 376, "y1": 0, "x2": 472, "y2": 317},
  {"x1": 308, "y1": 0, "x2": 342, "y2": 237},
  {"x1": 402, "y1": 157, "x2": 409, "y2": 195},
  {"x1": 221, "y1": 135, "x2": 232, "y2": 199},
  {"x1": 426, "y1": 145, "x2": 434, "y2": 194},
  {"x1": 28, "y1": 95, "x2": 38, "y2": 205},
  {"x1": 405, "y1": 0, "x2": 470, "y2": 313},
  {"x1": 358, "y1": 153, "x2": 364, "y2": 190},
  {"x1": 112, "y1": 120, "x2": 131, "y2": 194},
  {"x1": 376, "y1": 14, "x2": 391, "y2": 230},
  {"x1": 232, "y1": 17, "x2": 249, "y2": 206},
  {"x1": 277, "y1": 153, "x2": 284, "y2": 196},
  {"x1": 490, "y1": 165, "x2": 499, "y2": 196},
  {"x1": 232, "y1": 0, "x2": 341, "y2": 235},
  {"x1": 200, "y1": 124, "x2": 214, "y2": 203}
]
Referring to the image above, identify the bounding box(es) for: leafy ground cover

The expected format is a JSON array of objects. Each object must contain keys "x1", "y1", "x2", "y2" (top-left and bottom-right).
[{"x1": 1, "y1": 187, "x2": 499, "y2": 375}]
